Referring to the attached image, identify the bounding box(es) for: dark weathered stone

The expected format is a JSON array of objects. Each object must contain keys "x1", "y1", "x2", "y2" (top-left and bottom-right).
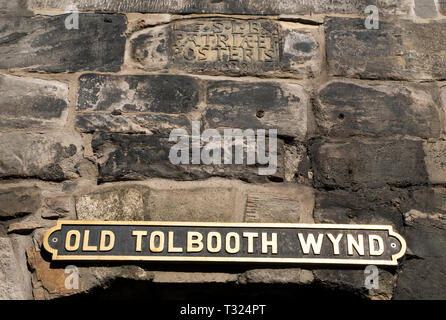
[
  {"x1": 0, "y1": 14, "x2": 126, "y2": 72},
  {"x1": 0, "y1": 74, "x2": 68, "y2": 129},
  {"x1": 423, "y1": 141, "x2": 446, "y2": 184},
  {"x1": 130, "y1": 18, "x2": 322, "y2": 78},
  {"x1": 314, "y1": 188, "x2": 406, "y2": 229},
  {"x1": 77, "y1": 74, "x2": 199, "y2": 112},
  {"x1": 326, "y1": 17, "x2": 446, "y2": 80},
  {"x1": 92, "y1": 132, "x2": 284, "y2": 183},
  {"x1": 76, "y1": 113, "x2": 193, "y2": 135},
  {"x1": 310, "y1": 140, "x2": 428, "y2": 189},
  {"x1": 0, "y1": 187, "x2": 41, "y2": 220},
  {"x1": 204, "y1": 80, "x2": 308, "y2": 139},
  {"x1": 394, "y1": 257, "x2": 446, "y2": 299},
  {"x1": 314, "y1": 81, "x2": 441, "y2": 138},
  {"x1": 26, "y1": 0, "x2": 411, "y2": 15},
  {"x1": 0, "y1": 133, "x2": 83, "y2": 181}
]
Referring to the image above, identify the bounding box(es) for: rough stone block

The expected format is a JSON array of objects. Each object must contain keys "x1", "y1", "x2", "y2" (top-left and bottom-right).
[
  {"x1": 0, "y1": 186, "x2": 41, "y2": 220},
  {"x1": 315, "y1": 81, "x2": 441, "y2": 139},
  {"x1": 314, "y1": 188, "x2": 406, "y2": 229},
  {"x1": 326, "y1": 17, "x2": 446, "y2": 80},
  {"x1": 92, "y1": 133, "x2": 284, "y2": 183},
  {"x1": 75, "y1": 186, "x2": 151, "y2": 221},
  {"x1": 0, "y1": 74, "x2": 69, "y2": 129},
  {"x1": 0, "y1": 14, "x2": 126, "y2": 72},
  {"x1": 130, "y1": 18, "x2": 321, "y2": 78},
  {"x1": 424, "y1": 141, "x2": 446, "y2": 184},
  {"x1": 204, "y1": 80, "x2": 308, "y2": 139},
  {"x1": 394, "y1": 257, "x2": 446, "y2": 299},
  {"x1": 414, "y1": 0, "x2": 438, "y2": 18},
  {"x1": 239, "y1": 268, "x2": 314, "y2": 284},
  {"x1": 0, "y1": 132, "x2": 83, "y2": 181},
  {"x1": 310, "y1": 140, "x2": 428, "y2": 189},
  {"x1": 0, "y1": 237, "x2": 30, "y2": 299},
  {"x1": 26, "y1": 0, "x2": 412, "y2": 15},
  {"x1": 76, "y1": 74, "x2": 198, "y2": 134}
]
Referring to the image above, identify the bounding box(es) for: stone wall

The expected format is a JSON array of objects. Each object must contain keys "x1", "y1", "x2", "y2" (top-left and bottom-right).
[{"x1": 0, "y1": 0, "x2": 445, "y2": 300}]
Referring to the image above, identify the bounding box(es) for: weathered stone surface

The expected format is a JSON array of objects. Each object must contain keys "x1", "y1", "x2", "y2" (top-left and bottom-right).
[
  {"x1": 27, "y1": 0, "x2": 411, "y2": 15},
  {"x1": 0, "y1": 237, "x2": 30, "y2": 299},
  {"x1": 148, "y1": 184, "x2": 246, "y2": 222},
  {"x1": 41, "y1": 196, "x2": 72, "y2": 219},
  {"x1": 204, "y1": 80, "x2": 308, "y2": 139},
  {"x1": 92, "y1": 133, "x2": 284, "y2": 183},
  {"x1": 424, "y1": 141, "x2": 446, "y2": 184},
  {"x1": 77, "y1": 74, "x2": 199, "y2": 113},
  {"x1": 239, "y1": 268, "x2": 313, "y2": 284},
  {"x1": 244, "y1": 183, "x2": 314, "y2": 223},
  {"x1": 7, "y1": 221, "x2": 42, "y2": 234},
  {"x1": 0, "y1": 132, "x2": 83, "y2": 181},
  {"x1": 153, "y1": 272, "x2": 238, "y2": 283},
  {"x1": 313, "y1": 268, "x2": 396, "y2": 300},
  {"x1": 75, "y1": 186, "x2": 151, "y2": 221},
  {"x1": 414, "y1": 0, "x2": 438, "y2": 18},
  {"x1": 410, "y1": 187, "x2": 446, "y2": 214},
  {"x1": 0, "y1": 74, "x2": 69, "y2": 129},
  {"x1": 27, "y1": 247, "x2": 153, "y2": 299},
  {"x1": 284, "y1": 143, "x2": 311, "y2": 184},
  {"x1": 326, "y1": 17, "x2": 446, "y2": 80},
  {"x1": 0, "y1": 0, "x2": 32, "y2": 16},
  {"x1": 0, "y1": 14, "x2": 126, "y2": 72},
  {"x1": 310, "y1": 140, "x2": 428, "y2": 189},
  {"x1": 315, "y1": 81, "x2": 441, "y2": 139},
  {"x1": 74, "y1": 180, "x2": 313, "y2": 223},
  {"x1": 314, "y1": 188, "x2": 406, "y2": 229},
  {"x1": 394, "y1": 257, "x2": 446, "y2": 299},
  {"x1": 403, "y1": 209, "x2": 446, "y2": 259},
  {"x1": 441, "y1": 0, "x2": 446, "y2": 15},
  {"x1": 130, "y1": 18, "x2": 322, "y2": 78},
  {"x1": 0, "y1": 186, "x2": 41, "y2": 220}
]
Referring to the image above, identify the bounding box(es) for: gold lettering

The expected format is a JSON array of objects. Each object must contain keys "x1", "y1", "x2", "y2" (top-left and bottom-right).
[
  {"x1": 99, "y1": 230, "x2": 115, "y2": 251},
  {"x1": 347, "y1": 234, "x2": 365, "y2": 256},
  {"x1": 225, "y1": 232, "x2": 240, "y2": 254},
  {"x1": 261, "y1": 232, "x2": 278, "y2": 254},
  {"x1": 369, "y1": 235, "x2": 384, "y2": 256},
  {"x1": 326, "y1": 233, "x2": 343, "y2": 255},
  {"x1": 207, "y1": 231, "x2": 222, "y2": 253},
  {"x1": 187, "y1": 231, "x2": 204, "y2": 252},
  {"x1": 168, "y1": 231, "x2": 183, "y2": 253},
  {"x1": 82, "y1": 230, "x2": 97, "y2": 252},
  {"x1": 243, "y1": 232, "x2": 258, "y2": 253},
  {"x1": 132, "y1": 230, "x2": 147, "y2": 252},
  {"x1": 298, "y1": 233, "x2": 324, "y2": 255},
  {"x1": 149, "y1": 231, "x2": 165, "y2": 253},
  {"x1": 65, "y1": 230, "x2": 80, "y2": 251}
]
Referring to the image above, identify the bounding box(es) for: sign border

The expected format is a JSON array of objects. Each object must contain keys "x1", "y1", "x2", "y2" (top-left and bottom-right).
[{"x1": 43, "y1": 220, "x2": 407, "y2": 266}]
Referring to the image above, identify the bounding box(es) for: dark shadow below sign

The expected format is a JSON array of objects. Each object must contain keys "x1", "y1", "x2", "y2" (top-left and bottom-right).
[{"x1": 43, "y1": 221, "x2": 406, "y2": 266}]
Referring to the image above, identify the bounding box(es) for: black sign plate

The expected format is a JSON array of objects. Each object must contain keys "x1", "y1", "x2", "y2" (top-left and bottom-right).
[{"x1": 43, "y1": 221, "x2": 406, "y2": 266}]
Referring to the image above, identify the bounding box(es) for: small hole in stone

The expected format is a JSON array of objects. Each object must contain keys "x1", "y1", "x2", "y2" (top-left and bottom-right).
[
  {"x1": 338, "y1": 113, "x2": 345, "y2": 120},
  {"x1": 104, "y1": 18, "x2": 112, "y2": 23},
  {"x1": 256, "y1": 110, "x2": 265, "y2": 118},
  {"x1": 111, "y1": 109, "x2": 122, "y2": 116},
  {"x1": 348, "y1": 169, "x2": 353, "y2": 175}
]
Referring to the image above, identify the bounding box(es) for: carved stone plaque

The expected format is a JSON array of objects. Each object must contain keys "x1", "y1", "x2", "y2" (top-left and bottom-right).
[{"x1": 171, "y1": 19, "x2": 281, "y2": 75}]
